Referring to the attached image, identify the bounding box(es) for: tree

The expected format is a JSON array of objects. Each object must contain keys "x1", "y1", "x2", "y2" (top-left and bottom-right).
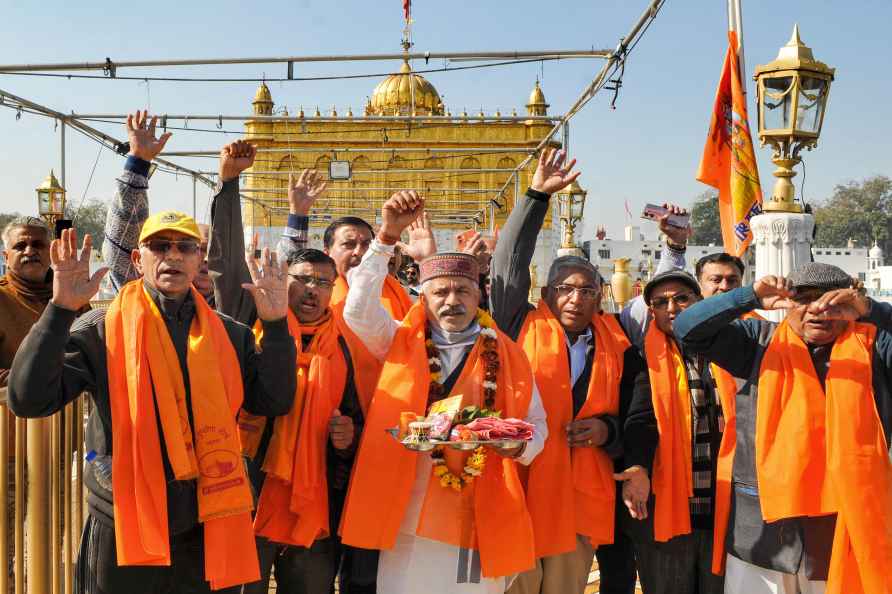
[
  {"x1": 689, "y1": 190, "x2": 723, "y2": 246},
  {"x1": 68, "y1": 199, "x2": 108, "y2": 247},
  {"x1": 813, "y1": 176, "x2": 892, "y2": 251}
]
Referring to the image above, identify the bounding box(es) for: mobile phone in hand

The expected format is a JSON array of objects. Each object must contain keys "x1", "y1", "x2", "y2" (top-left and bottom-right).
[{"x1": 641, "y1": 204, "x2": 690, "y2": 229}]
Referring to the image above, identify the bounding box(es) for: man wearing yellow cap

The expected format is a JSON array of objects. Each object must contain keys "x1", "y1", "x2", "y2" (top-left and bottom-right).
[{"x1": 7, "y1": 115, "x2": 297, "y2": 592}]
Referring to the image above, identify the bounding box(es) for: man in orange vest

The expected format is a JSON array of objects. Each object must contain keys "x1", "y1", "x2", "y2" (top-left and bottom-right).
[
  {"x1": 490, "y1": 147, "x2": 657, "y2": 594},
  {"x1": 633, "y1": 269, "x2": 726, "y2": 594},
  {"x1": 339, "y1": 191, "x2": 548, "y2": 594},
  {"x1": 207, "y1": 142, "x2": 382, "y2": 594},
  {"x1": 277, "y1": 170, "x2": 415, "y2": 320},
  {"x1": 675, "y1": 263, "x2": 892, "y2": 594}
]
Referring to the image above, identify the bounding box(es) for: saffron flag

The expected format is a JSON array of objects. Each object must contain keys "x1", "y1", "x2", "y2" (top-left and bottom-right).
[
  {"x1": 697, "y1": 31, "x2": 762, "y2": 258},
  {"x1": 403, "y1": 0, "x2": 410, "y2": 21}
]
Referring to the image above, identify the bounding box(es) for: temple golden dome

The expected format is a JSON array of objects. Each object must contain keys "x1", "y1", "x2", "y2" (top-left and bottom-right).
[
  {"x1": 368, "y1": 61, "x2": 444, "y2": 116},
  {"x1": 252, "y1": 82, "x2": 274, "y2": 115},
  {"x1": 526, "y1": 80, "x2": 549, "y2": 116}
]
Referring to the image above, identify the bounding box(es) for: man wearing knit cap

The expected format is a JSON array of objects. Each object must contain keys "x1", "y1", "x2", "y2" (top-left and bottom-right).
[
  {"x1": 339, "y1": 190, "x2": 547, "y2": 594},
  {"x1": 675, "y1": 262, "x2": 892, "y2": 594}
]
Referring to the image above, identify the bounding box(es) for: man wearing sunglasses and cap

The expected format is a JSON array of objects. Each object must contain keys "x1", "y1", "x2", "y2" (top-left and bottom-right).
[
  {"x1": 6, "y1": 125, "x2": 298, "y2": 591},
  {"x1": 617, "y1": 270, "x2": 725, "y2": 594},
  {"x1": 675, "y1": 263, "x2": 892, "y2": 593}
]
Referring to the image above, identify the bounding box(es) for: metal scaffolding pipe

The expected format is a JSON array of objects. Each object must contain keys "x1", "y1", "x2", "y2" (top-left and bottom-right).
[
  {"x1": 161, "y1": 147, "x2": 539, "y2": 157},
  {"x1": 0, "y1": 403, "x2": 7, "y2": 594},
  {"x1": 14, "y1": 417, "x2": 24, "y2": 594},
  {"x1": 240, "y1": 187, "x2": 503, "y2": 194},
  {"x1": 72, "y1": 114, "x2": 560, "y2": 123},
  {"x1": 204, "y1": 168, "x2": 521, "y2": 176},
  {"x1": 0, "y1": 48, "x2": 610, "y2": 73}
]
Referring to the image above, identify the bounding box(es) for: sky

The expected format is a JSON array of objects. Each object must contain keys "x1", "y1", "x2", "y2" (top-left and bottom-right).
[{"x1": 0, "y1": 0, "x2": 889, "y2": 240}]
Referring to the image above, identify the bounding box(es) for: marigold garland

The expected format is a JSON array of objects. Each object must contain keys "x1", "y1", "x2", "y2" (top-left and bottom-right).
[{"x1": 426, "y1": 311, "x2": 500, "y2": 492}]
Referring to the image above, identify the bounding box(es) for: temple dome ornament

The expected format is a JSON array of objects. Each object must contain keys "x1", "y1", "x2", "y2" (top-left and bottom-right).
[
  {"x1": 368, "y1": 60, "x2": 444, "y2": 116},
  {"x1": 252, "y1": 82, "x2": 274, "y2": 115},
  {"x1": 526, "y1": 80, "x2": 549, "y2": 116}
]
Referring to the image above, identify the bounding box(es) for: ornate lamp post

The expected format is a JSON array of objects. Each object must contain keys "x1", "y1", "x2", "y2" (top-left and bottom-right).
[
  {"x1": 36, "y1": 170, "x2": 66, "y2": 232},
  {"x1": 557, "y1": 180, "x2": 587, "y2": 256},
  {"x1": 750, "y1": 25, "x2": 834, "y2": 320},
  {"x1": 754, "y1": 24, "x2": 835, "y2": 212}
]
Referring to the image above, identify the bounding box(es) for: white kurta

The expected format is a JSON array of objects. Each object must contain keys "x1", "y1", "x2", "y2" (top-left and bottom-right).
[{"x1": 343, "y1": 240, "x2": 548, "y2": 594}]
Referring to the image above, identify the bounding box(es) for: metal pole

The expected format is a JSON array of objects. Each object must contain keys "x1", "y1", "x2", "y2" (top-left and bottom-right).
[
  {"x1": 0, "y1": 403, "x2": 7, "y2": 594},
  {"x1": 162, "y1": 147, "x2": 540, "y2": 157},
  {"x1": 63, "y1": 404, "x2": 74, "y2": 594},
  {"x1": 60, "y1": 120, "x2": 66, "y2": 191},
  {"x1": 26, "y1": 417, "x2": 49, "y2": 594},
  {"x1": 72, "y1": 114, "x2": 559, "y2": 123},
  {"x1": 51, "y1": 413, "x2": 61, "y2": 594},
  {"x1": 0, "y1": 48, "x2": 610, "y2": 73},
  {"x1": 192, "y1": 175, "x2": 197, "y2": 218},
  {"x1": 14, "y1": 417, "x2": 24, "y2": 594}
]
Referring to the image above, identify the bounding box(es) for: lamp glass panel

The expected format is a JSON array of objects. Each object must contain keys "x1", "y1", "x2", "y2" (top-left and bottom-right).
[
  {"x1": 559, "y1": 195, "x2": 570, "y2": 220},
  {"x1": 795, "y1": 77, "x2": 827, "y2": 134},
  {"x1": 37, "y1": 191, "x2": 50, "y2": 215},
  {"x1": 761, "y1": 76, "x2": 794, "y2": 131},
  {"x1": 51, "y1": 192, "x2": 64, "y2": 214},
  {"x1": 570, "y1": 195, "x2": 584, "y2": 219}
]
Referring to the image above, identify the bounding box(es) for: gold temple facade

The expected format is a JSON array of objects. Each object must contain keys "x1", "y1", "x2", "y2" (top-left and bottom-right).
[{"x1": 241, "y1": 60, "x2": 561, "y2": 242}]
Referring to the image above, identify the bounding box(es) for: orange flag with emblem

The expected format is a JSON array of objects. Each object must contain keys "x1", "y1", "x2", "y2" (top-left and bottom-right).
[{"x1": 697, "y1": 31, "x2": 763, "y2": 258}]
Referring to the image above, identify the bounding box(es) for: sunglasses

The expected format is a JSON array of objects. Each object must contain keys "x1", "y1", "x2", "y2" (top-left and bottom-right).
[
  {"x1": 142, "y1": 239, "x2": 201, "y2": 255},
  {"x1": 288, "y1": 274, "x2": 335, "y2": 289},
  {"x1": 650, "y1": 292, "x2": 696, "y2": 310}
]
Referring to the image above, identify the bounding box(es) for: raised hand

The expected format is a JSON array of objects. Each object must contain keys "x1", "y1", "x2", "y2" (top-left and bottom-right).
[
  {"x1": 242, "y1": 246, "x2": 288, "y2": 321},
  {"x1": 659, "y1": 203, "x2": 692, "y2": 248},
  {"x1": 329, "y1": 409, "x2": 355, "y2": 450},
  {"x1": 530, "y1": 148, "x2": 581, "y2": 195},
  {"x1": 614, "y1": 466, "x2": 650, "y2": 520},
  {"x1": 396, "y1": 211, "x2": 437, "y2": 262},
  {"x1": 753, "y1": 275, "x2": 797, "y2": 310},
  {"x1": 126, "y1": 110, "x2": 172, "y2": 162},
  {"x1": 807, "y1": 287, "x2": 869, "y2": 321},
  {"x1": 288, "y1": 169, "x2": 328, "y2": 215},
  {"x1": 379, "y1": 190, "x2": 424, "y2": 242},
  {"x1": 460, "y1": 232, "x2": 492, "y2": 272},
  {"x1": 219, "y1": 140, "x2": 257, "y2": 182},
  {"x1": 50, "y1": 229, "x2": 109, "y2": 312}
]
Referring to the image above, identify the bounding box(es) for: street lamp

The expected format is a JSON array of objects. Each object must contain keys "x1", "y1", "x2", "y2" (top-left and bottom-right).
[
  {"x1": 754, "y1": 24, "x2": 835, "y2": 212},
  {"x1": 36, "y1": 170, "x2": 66, "y2": 230},
  {"x1": 558, "y1": 180, "x2": 587, "y2": 249}
]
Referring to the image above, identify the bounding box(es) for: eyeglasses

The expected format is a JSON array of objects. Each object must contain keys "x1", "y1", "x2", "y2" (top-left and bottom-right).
[
  {"x1": 142, "y1": 239, "x2": 201, "y2": 255},
  {"x1": 650, "y1": 292, "x2": 696, "y2": 310},
  {"x1": 553, "y1": 284, "x2": 600, "y2": 300},
  {"x1": 288, "y1": 274, "x2": 335, "y2": 289}
]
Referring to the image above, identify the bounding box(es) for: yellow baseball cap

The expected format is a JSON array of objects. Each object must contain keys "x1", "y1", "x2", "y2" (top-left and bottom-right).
[{"x1": 138, "y1": 211, "x2": 202, "y2": 243}]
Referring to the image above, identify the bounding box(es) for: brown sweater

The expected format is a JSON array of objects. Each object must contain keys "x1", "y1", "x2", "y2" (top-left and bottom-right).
[{"x1": 0, "y1": 274, "x2": 52, "y2": 456}]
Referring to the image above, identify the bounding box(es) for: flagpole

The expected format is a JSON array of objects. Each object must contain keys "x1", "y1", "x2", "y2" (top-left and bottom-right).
[{"x1": 727, "y1": 0, "x2": 746, "y2": 94}]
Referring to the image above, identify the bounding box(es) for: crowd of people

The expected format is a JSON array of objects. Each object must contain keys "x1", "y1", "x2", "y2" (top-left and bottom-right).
[{"x1": 0, "y1": 110, "x2": 889, "y2": 594}]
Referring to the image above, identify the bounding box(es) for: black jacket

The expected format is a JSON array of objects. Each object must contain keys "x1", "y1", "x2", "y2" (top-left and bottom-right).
[{"x1": 8, "y1": 286, "x2": 296, "y2": 535}]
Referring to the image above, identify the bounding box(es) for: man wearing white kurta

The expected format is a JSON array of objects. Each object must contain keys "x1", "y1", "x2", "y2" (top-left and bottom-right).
[{"x1": 340, "y1": 191, "x2": 547, "y2": 594}]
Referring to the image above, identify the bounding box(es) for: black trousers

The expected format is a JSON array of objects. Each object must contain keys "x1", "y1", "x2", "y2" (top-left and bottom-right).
[
  {"x1": 594, "y1": 488, "x2": 639, "y2": 594},
  {"x1": 242, "y1": 536, "x2": 338, "y2": 594},
  {"x1": 625, "y1": 500, "x2": 724, "y2": 594},
  {"x1": 75, "y1": 515, "x2": 242, "y2": 594}
]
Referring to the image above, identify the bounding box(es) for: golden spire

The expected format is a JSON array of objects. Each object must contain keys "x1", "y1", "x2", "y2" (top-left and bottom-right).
[
  {"x1": 252, "y1": 81, "x2": 274, "y2": 115},
  {"x1": 331, "y1": 105, "x2": 338, "y2": 117},
  {"x1": 526, "y1": 80, "x2": 549, "y2": 116},
  {"x1": 346, "y1": 106, "x2": 354, "y2": 118},
  {"x1": 314, "y1": 106, "x2": 321, "y2": 117},
  {"x1": 298, "y1": 105, "x2": 305, "y2": 118}
]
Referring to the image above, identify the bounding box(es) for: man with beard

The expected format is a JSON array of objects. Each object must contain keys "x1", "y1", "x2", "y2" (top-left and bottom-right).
[
  {"x1": 208, "y1": 141, "x2": 381, "y2": 594},
  {"x1": 278, "y1": 171, "x2": 424, "y2": 320},
  {"x1": 675, "y1": 264, "x2": 892, "y2": 593},
  {"x1": 339, "y1": 190, "x2": 547, "y2": 594}
]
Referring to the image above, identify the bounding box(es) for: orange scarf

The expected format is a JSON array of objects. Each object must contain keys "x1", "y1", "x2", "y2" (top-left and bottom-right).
[
  {"x1": 518, "y1": 302, "x2": 630, "y2": 558},
  {"x1": 331, "y1": 274, "x2": 412, "y2": 321},
  {"x1": 253, "y1": 311, "x2": 348, "y2": 547},
  {"x1": 644, "y1": 324, "x2": 693, "y2": 542},
  {"x1": 757, "y1": 320, "x2": 892, "y2": 594},
  {"x1": 339, "y1": 301, "x2": 536, "y2": 578},
  {"x1": 711, "y1": 309, "x2": 763, "y2": 574},
  {"x1": 105, "y1": 282, "x2": 258, "y2": 590}
]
